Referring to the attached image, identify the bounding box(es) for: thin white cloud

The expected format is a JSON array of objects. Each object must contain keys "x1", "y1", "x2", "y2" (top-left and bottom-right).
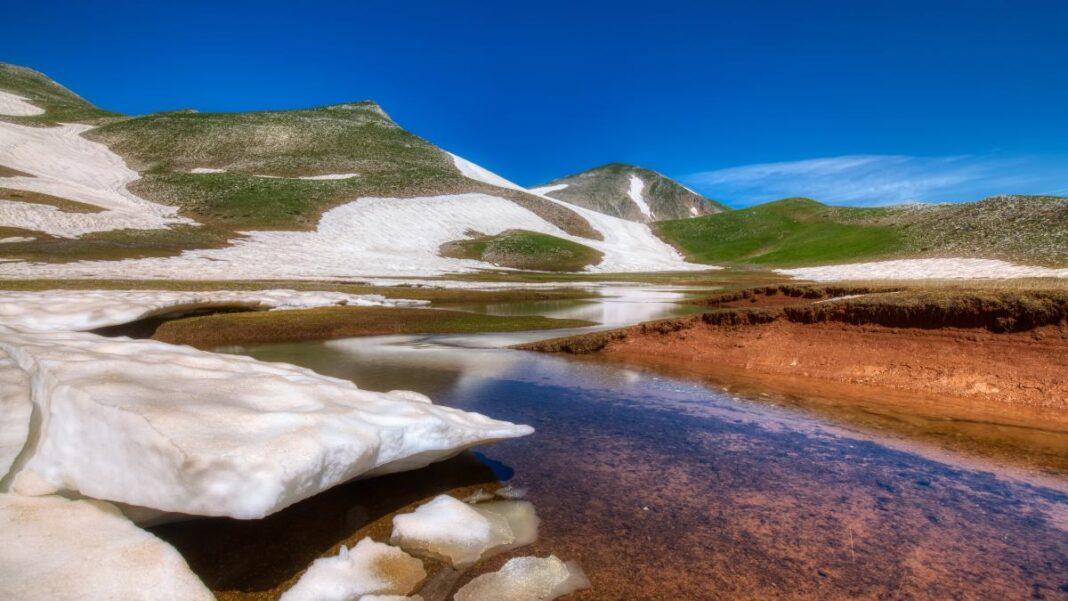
[{"x1": 685, "y1": 154, "x2": 1068, "y2": 206}]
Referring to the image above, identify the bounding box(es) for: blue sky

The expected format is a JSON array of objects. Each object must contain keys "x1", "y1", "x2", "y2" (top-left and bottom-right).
[{"x1": 3, "y1": 0, "x2": 1066, "y2": 206}]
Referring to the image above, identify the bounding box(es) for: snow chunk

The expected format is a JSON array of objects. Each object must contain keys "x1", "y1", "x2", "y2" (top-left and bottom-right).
[
  {"x1": 0, "y1": 91, "x2": 44, "y2": 116},
  {"x1": 391, "y1": 495, "x2": 539, "y2": 567},
  {"x1": 0, "y1": 494, "x2": 213, "y2": 601},
  {"x1": 0, "y1": 235, "x2": 34, "y2": 243},
  {"x1": 0, "y1": 121, "x2": 191, "y2": 236},
  {"x1": 189, "y1": 168, "x2": 359, "y2": 180},
  {"x1": 0, "y1": 328, "x2": 533, "y2": 518},
  {"x1": 627, "y1": 174, "x2": 653, "y2": 220},
  {"x1": 0, "y1": 349, "x2": 32, "y2": 481},
  {"x1": 280, "y1": 538, "x2": 426, "y2": 601},
  {"x1": 778, "y1": 258, "x2": 1068, "y2": 281},
  {"x1": 689, "y1": 206, "x2": 699, "y2": 217},
  {"x1": 0, "y1": 288, "x2": 426, "y2": 332},
  {"x1": 453, "y1": 556, "x2": 590, "y2": 601},
  {"x1": 448, "y1": 152, "x2": 525, "y2": 191},
  {"x1": 189, "y1": 167, "x2": 226, "y2": 174}
]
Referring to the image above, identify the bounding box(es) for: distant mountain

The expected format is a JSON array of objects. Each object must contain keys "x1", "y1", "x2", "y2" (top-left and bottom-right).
[
  {"x1": 531, "y1": 163, "x2": 729, "y2": 223},
  {"x1": 0, "y1": 63, "x2": 702, "y2": 277},
  {"x1": 655, "y1": 195, "x2": 1068, "y2": 267}
]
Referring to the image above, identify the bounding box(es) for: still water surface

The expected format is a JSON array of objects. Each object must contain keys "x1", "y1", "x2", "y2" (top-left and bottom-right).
[{"x1": 177, "y1": 288, "x2": 1068, "y2": 599}]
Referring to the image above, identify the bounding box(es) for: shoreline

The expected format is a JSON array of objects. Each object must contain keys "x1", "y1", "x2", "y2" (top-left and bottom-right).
[{"x1": 517, "y1": 285, "x2": 1068, "y2": 472}]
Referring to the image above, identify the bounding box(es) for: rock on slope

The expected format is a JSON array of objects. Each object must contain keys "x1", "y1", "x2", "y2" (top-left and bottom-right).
[{"x1": 532, "y1": 163, "x2": 729, "y2": 223}]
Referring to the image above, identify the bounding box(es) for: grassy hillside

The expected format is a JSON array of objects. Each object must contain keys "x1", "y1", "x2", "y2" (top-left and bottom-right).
[
  {"x1": 538, "y1": 163, "x2": 729, "y2": 222},
  {"x1": 82, "y1": 103, "x2": 596, "y2": 236},
  {"x1": 657, "y1": 196, "x2": 1068, "y2": 267},
  {"x1": 656, "y1": 198, "x2": 904, "y2": 266},
  {"x1": 0, "y1": 63, "x2": 117, "y2": 125},
  {"x1": 439, "y1": 229, "x2": 603, "y2": 271}
]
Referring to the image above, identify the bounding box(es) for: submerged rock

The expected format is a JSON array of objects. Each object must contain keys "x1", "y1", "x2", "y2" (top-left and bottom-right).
[
  {"x1": 280, "y1": 538, "x2": 426, "y2": 601},
  {"x1": 0, "y1": 494, "x2": 213, "y2": 601},
  {"x1": 453, "y1": 555, "x2": 590, "y2": 601},
  {"x1": 390, "y1": 495, "x2": 539, "y2": 568},
  {"x1": 0, "y1": 327, "x2": 533, "y2": 519}
]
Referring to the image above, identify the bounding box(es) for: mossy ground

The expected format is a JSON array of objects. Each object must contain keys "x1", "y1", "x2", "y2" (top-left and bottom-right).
[{"x1": 150, "y1": 306, "x2": 595, "y2": 348}]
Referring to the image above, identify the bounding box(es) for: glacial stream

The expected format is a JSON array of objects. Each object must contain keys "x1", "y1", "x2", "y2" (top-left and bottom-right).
[{"x1": 159, "y1": 287, "x2": 1068, "y2": 600}]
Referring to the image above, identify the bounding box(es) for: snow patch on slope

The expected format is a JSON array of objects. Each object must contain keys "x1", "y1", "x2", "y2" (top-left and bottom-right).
[
  {"x1": 280, "y1": 538, "x2": 426, "y2": 601},
  {"x1": 0, "y1": 326, "x2": 532, "y2": 518},
  {"x1": 0, "y1": 121, "x2": 191, "y2": 236},
  {"x1": 528, "y1": 183, "x2": 568, "y2": 196},
  {"x1": 627, "y1": 174, "x2": 653, "y2": 220},
  {"x1": 778, "y1": 258, "x2": 1068, "y2": 281},
  {"x1": 0, "y1": 191, "x2": 711, "y2": 279},
  {"x1": 0, "y1": 288, "x2": 423, "y2": 332},
  {"x1": 0, "y1": 494, "x2": 213, "y2": 601},
  {"x1": 448, "y1": 152, "x2": 525, "y2": 191},
  {"x1": 0, "y1": 91, "x2": 45, "y2": 117}
]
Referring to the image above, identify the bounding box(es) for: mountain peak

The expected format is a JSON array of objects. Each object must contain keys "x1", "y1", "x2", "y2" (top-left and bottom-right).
[{"x1": 534, "y1": 163, "x2": 729, "y2": 223}]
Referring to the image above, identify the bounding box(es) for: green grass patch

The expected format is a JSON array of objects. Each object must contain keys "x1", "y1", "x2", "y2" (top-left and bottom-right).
[
  {"x1": 0, "y1": 226, "x2": 237, "y2": 263},
  {"x1": 440, "y1": 229, "x2": 603, "y2": 272},
  {"x1": 655, "y1": 198, "x2": 906, "y2": 267},
  {"x1": 0, "y1": 187, "x2": 104, "y2": 213},
  {"x1": 151, "y1": 306, "x2": 595, "y2": 348},
  {"x1": 0, "y1": 63, "x2": 117, "y2": 125}
]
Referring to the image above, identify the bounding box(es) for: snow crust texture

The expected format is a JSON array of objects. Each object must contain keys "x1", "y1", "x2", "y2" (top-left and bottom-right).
[
  {"x1": 0, "y1": 494, "x2": 213, "y2": 601},
  {"x1": 391, "y1": 495, "x2": 539, "y2": 567},
  {"x1": 280, "y1": 537, "x2": 426, "y2": 601},
  {"x1": 0, "y1": 326, "x2": 532, "y2": 518},
  {"x1": 0, "y1": 120, "x2": 191, "y2": 236},
  {"x1": 778, "y1": 258, "x2": 1068, "y2": 281},
  {"x1": 0, "y1": 288, "x2": 425, "y2": 332},
  {"x1": 0, "y1": 90, "x2": 45, "y2": 116},
  {"x1": 452, "y1": 555, "x2": 591, "y2": 601},
  {"x1": 0, "y1": 349, "x2": 32, "y2": 481}
]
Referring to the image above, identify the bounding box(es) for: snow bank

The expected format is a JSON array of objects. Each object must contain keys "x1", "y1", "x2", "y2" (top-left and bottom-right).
[
  {"x1": 528, "y1": 184, "x2": 568, "y2": 196},
  {"x1": 188, "y1": 167, "x2": 359, "y2": 180},
  {"x1": 0, "y1": 91, "x2": 45, "y2": 116},
  {"x1": 0, "y1": 350, "x2": 32, "y2": 481},
  {"x1": 627, "y1": 174, "x2": 653, "y2": 220},
  {"x1": 0, "y1": 327, "x2": 533, "y2": 518},
  {"x1": 0, "y1": 235, "x2": 34, "y2": 243},
  {"x1": 0, "y1": 494, "x2": 213, "y2": 601},
  {"x1": 0, "y1": 288, "x2": 426, "y2": 332},
  {"x1": 778, "y1": 258, "x2": 1068, "y2": 281},
  {"x1": 391, "y1": 495, "x2": 539, "y2": 567},
  {"x1": 0, "y1": 120, "x2": 191, "y2": 236},
  {"x1": 448, "y1": 152, "x2": 526, "y2": 191},
  {"x1": 280, "y1": 537, "x2": 426, "y2": 601},
  {"x1": 453, "y1": 556, "x2": 590, "y2": 601}
]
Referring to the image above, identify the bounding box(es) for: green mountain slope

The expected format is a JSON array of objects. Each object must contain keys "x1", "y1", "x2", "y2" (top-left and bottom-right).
[
  {"x1": 0, "y1": 63, "x2": 117, "y2": 125},
  {"x1": 656, "y1": 196, "x2": 1068, "y2": 267},
  {"x1": 535, "y1": 163, "x2": 729, "y2": 222}
]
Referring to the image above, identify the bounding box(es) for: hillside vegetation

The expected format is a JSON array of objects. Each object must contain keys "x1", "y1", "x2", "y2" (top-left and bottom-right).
[
  {"x1": 657, "y1": 196, "x2": 1068, "y2": 267},
  {"x1": 0, "y1": 63, "x2": 117, "y2": 125},
  {"x1": 440, "y1": 229, "x2": 603, "y2": 271},
  {"x1": 537, "y1": 163, "x2": 729, "y2": 222}
]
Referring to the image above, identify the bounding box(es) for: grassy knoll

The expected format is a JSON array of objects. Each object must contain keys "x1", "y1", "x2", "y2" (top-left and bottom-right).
[
  {"x1": 150, "y1": 306, "x2": 595, "y2": 348},
  {"x1": 440, "y1": 229, "x2": 603, "y2": 272},
  {"x1": 0, "y1": 63, "x2": 118, "y2": 125},
  {"x1": 657, "y1": 195, "x2": 1068, "y2": 268},
  {"x1": 655, "y1": 198, "x2": 905, "y2": 267}
]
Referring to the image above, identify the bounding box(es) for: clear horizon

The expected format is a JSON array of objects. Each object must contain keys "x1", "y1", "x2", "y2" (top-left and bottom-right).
[{"x1": 3, "y1": 0, "x2": 1066, "y2": 206}]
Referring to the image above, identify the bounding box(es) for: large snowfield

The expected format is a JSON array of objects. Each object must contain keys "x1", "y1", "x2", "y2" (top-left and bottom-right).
[{"x1": 0, "y1": 288, "x2": 543, "y2": 599}]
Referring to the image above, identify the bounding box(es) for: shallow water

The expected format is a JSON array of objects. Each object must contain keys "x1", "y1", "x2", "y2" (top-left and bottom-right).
[{"x1": 186, "y1": 288, "x2": 1068, "y2": 600}]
